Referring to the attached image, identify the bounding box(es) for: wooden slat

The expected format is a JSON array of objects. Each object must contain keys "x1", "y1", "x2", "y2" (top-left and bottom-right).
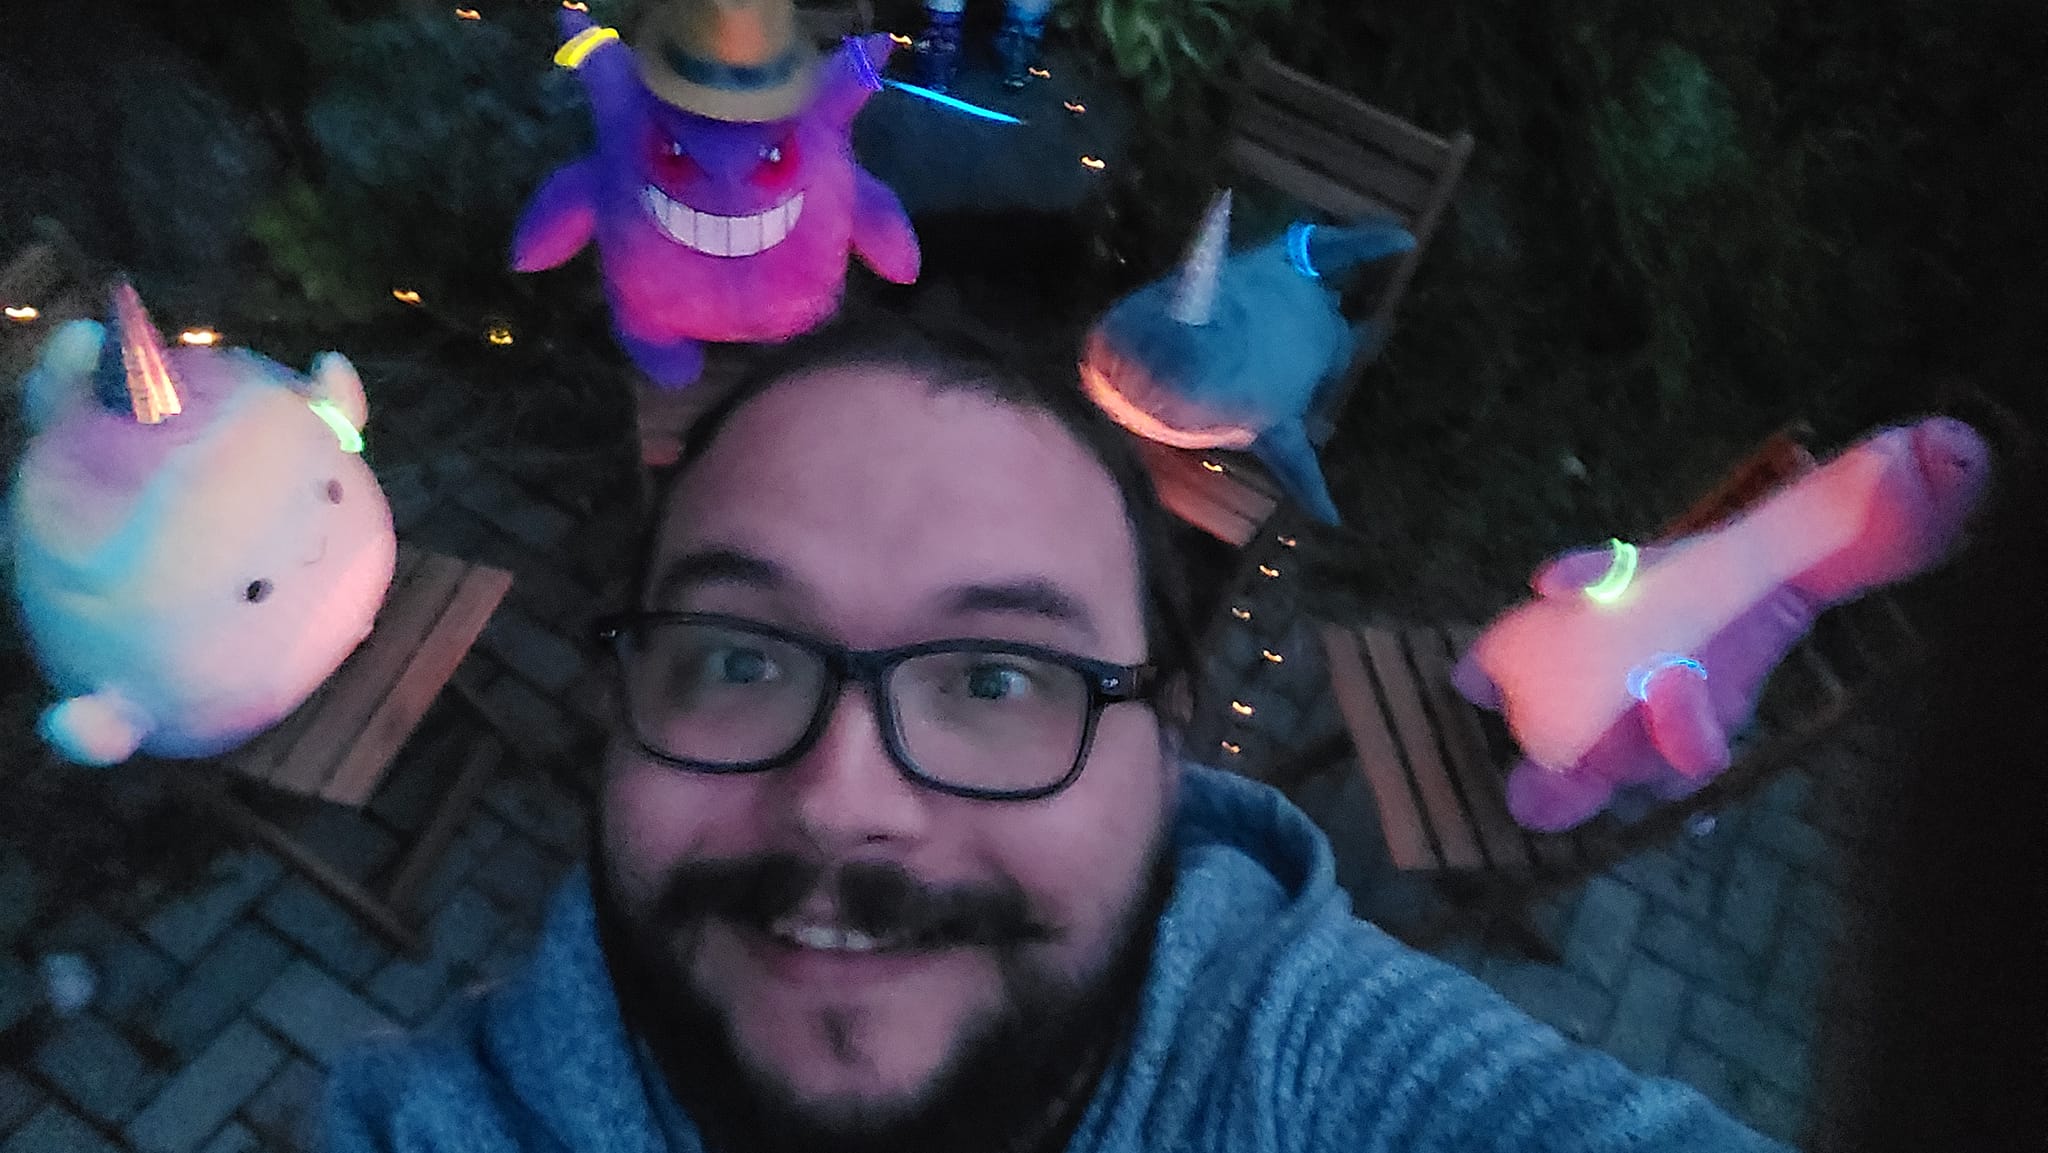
[
  {"x1": 1405, "y1": 626, "x2": 1533, "y2": 870},
  {"x1": 1359, "y1": 626, "x2": 1484, "y2": 868},
  {"x1": 1876, "y1": 593, "x2": 1923, "y2": 658},
  {"x1": 265, "y1": 552, "x2": 470, "y2": 796},
  {"x1": 1442, "y1": 621, "x2": 1580, "y2": 869},
  {"x1": 1151, "y1": 462, "x2": 1258, "y2": 546},
  {"x1": 225, "y1": 548, "x2": 432, "y2": 783},
  {"x1": 1795, "y1": 640, "x2": 1848, "y2": 708},
  {"x1": 1241, "y1": 52, "x2": 1455, "y2": 173},
  {"x1": 1320, "y1": 624, "x2": 1440, "y2": 870},
  {"x1": 1233, "y1": 103, "x2": 1436, "y2": 218},
  {"x1": 1227, "y1": 138, "x2": 1397, "y2": 224},
  {"x1": 321, "y1": 561, "x2": 511, "y2": 806}
]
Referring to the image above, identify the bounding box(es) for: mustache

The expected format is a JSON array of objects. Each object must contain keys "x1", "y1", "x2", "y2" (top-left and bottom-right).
[{"x1": 654, "y1": 853, "x2": 1056, "y2": 949}]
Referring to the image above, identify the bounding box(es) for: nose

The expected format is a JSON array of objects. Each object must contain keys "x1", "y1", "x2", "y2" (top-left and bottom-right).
[
  {"x1": 1911, "y1": 417, "x2": 1990, "y2": 492},
  {"x1": 783, "y1": 683, "x2": 932, "y2": 853}
]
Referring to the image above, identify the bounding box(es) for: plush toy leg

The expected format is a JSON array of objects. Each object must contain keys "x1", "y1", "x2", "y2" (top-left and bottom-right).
[
  {"x1": 996, "y1": 0, "x2": 1051, "y2": 89},
  {"x1": 915, "y1": 0, "x2": 965, "y2": 92},
  {"x1": 40, "y1": 692, "x2": 151, "y2": 767},
  {"x1": 618, "y1": 329, "x2": 706, "y2": 390},
  {"x1": 1505, "y1": 759, "x2": 1614, "y2": 832}
]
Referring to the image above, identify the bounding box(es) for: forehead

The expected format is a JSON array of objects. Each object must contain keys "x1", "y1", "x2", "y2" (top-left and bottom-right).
[{"x1": 654, "y1": 364, "x2": 1147, "y2": 653}]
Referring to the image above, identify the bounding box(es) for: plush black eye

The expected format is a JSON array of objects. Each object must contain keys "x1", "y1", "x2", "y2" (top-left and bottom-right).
[
  {"x1": 244, "y1": 579, "x2": 273, "y2": 603},
  {"x1": 324, "y1": 479, "x2": 344, "y2": 504}
]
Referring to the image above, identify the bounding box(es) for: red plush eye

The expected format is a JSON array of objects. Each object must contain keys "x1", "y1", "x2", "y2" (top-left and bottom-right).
[
  {"x1": 647, "y1": 130, "x2": 700, "y2": 186},
  {"x1": 748, "y1": 134, "x2": 800, "y2": 190}
]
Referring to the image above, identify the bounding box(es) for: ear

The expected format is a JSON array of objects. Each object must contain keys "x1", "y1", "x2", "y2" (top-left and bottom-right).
[
  {"x1": 307, "y1": 352, "x2": 368, "y2": 431},
  {"x1": 22, "y1": 319, "x2": 106, "y2": 433}
]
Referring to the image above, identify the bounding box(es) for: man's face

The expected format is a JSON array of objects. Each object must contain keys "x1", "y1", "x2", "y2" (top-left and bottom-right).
[{"x1": 599, "y1": 364, "x2": 1176, "y2": 1143}]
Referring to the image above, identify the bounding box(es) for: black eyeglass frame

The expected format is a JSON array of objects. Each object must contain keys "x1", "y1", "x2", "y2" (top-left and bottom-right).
[{"x1": 593, "y1": 611, "x2": 1162, "y2": 801}]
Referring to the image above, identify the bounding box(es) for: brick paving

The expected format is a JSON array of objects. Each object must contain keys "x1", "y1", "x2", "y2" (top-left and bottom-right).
[{"x1": 0, "y1": 360, "x2": 1887, "y2": 1151}]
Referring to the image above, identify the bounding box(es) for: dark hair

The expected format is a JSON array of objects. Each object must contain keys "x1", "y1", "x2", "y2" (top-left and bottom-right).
[{"x1": 629, "y1": 313, "x2": 1199, "y2": 729}]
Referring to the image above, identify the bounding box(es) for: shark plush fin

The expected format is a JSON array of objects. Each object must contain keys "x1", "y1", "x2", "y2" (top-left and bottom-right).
[
  {"x1": 1640, "y1": 664, "x2": 1730, "y2": 779},
  {"x1": 512, "y1": 159, "x2": 599, "y2": 272},
  {"x1": 1251, "y1": 419, "x2": 1341, "y2": 524},
  {"x1": 40, "y1": 690, "x2": 152, "y2": 767},
  {"x1": 850, "y1": 168, "x2": 920, "y2": 284},
  {"x1": 1305, "y1": 221, "x2": 1416, "y2": 278}
]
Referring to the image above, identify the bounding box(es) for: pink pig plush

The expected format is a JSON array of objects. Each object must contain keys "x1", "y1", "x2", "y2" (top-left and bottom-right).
[{"x1": 1452, "y1": 418, "x2": 1992, "y2": 831}]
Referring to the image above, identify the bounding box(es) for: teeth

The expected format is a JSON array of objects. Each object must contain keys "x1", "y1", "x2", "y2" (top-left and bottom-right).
[
  {"x1": 643, "y1": 187, "x2": 804, "y2": 258},
  {"x1": 771, "y1": 918, "x2": 888, "y2": 953}
]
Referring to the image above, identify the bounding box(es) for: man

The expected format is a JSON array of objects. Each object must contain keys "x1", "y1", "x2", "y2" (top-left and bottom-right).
[{"x1": 327, "y1": 322, "x2": 1784, "y2": 1152}]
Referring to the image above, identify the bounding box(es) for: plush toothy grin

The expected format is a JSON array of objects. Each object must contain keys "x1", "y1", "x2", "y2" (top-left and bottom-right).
[{"x1": 642, "y1": 185, "x2": 804, "y2": 257}]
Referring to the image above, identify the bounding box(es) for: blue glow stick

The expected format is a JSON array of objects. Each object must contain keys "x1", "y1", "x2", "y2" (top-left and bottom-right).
[
  {"x1": 1627, "y1": 654, "x2": 1707, "y2": 702},
  {"x1": 883, "y1": 79, "x2": 1025, "y2": 124},
  {"x1": 1286, "y1": 222, "x2": 1320, "y2": 279}
]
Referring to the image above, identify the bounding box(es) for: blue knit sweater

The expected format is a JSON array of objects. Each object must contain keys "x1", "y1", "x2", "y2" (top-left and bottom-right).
[{"x1": 326, "y1": 767, "x2": 1786, "y2": 1152}]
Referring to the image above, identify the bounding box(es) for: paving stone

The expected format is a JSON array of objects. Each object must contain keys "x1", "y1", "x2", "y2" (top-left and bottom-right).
[
  {"x1": 1637, "y1": 910, "x2": 1759, "y2": 1003},
  {"x1": 239, "y1": 1059, "x2": 323, "y2": 1151},
  {"x1": 0, "y1": 1102, "x2": 123, "y2": 1153},
  {"x1": 1687, "y1": 990, "x2": 1810, "y2": 1096},
  {"x1": 0, "y1": 850, "x2": 44, "y2": 950},
  {"x1": 1609, "y1": 848, "x2": 1716, "y2": 919},
  {"x1": 460, "y1": 660, "x2": 593, "y2": 762},
  {"x1": 480, "y1": 768, "x2": 586, "y2": 856},
  {"x1": 1745, "y1": 810, "x2": 1832, "y2": 870},
  {"x1": 453, "y1": 468, "x2": 578, "y2": 553},
  {"x1": 143, "y1": 850, "x2": 285, "y2": 964},
  {"x1": 1562, "y1": 874, "x2": 1647, "y2": 990},
  {"x1": 365, "y1": 887, "x2": 507, "y2": 1024},
  {"x1": 377, "y1": 463, "x2": 438, "y2": 534},
  {"x1": 1754, "y1": 769, "x2": 1811, "y2": 818},
  {"x1": 478, "y1": 925, "x2": 540, "y2": 983},
  {"x1": 1599, "y1": 958, "x2": 1688, "y2": 1076},
  {"x1": 33, "y1": 905, "x2": 180, "y2": 1024},
  {"x1": 1476, "y1": 957, "x2": 1612, "y2": 1045},
  {"x1": 31, "y1": 1012, "x2": 163, "y2": 1125},
  {"x1": 0, "y1": 954, "x2": 37, "y2": 1035},
  {"x1": 1781, "y1": 873, "x2": 1844, "y2": 941},
  {"x1": 257, "y1": 878, "x2": 392, "y2": 983},
  {"x1": 1667, "y1": 1039, "x2": 1743, "y2": 1116},
  {"x1": 254, "y1": 962, "x2": 400, "y2": 1066},
  {"x1": 1716, "y1": 848, "x2": 1788, "y2": 956},
  {"x1": 1737, "y1": 1077, "x2": 1806, "y2": 1146},
  {"x1": 125, "y1": 1021, "x2": 286, "y2": 1153},
  {"x1": 480, "y1": 610, "x2": 590, "y2": 696},
  {"x1": 0, "y1": 1068, "x2": 46, "y2": 1136},
  {"x1": 197, "y1": 1121, "x2": 262, "y2": 1153},
  {"x1": 281, "y1": 807, "x2": 399, "y2": 886},
  {"x1": 409, "y1": 809, "x2": 510, "y2": 914},
  {"x1": 1760, "y1": 919, "x2": 1833, "y2": 1039},
  {"x1": 470, "y1": 834, "x2": 568, "y2": 922},
  {"x1": 151, "y1": 922, "x2": 296, "y2": 1059}
]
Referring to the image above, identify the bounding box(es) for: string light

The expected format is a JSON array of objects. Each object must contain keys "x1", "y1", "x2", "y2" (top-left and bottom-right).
[
  {"x1": 1258, "y1": 564, "x2": 1281, "y2": 578},
  {"x1": 1220, "y1": 740, "x2": 1242, "y2": 756},
  {"x1": 391, "y1": 289, "x2": 423, "y2": 305},
  {"x1": 1200, "y1": 459, "x2": 1225, "y2": 473},
  {"x1": 1583, "y1": 539, "x2": 1639, "y2": 604},
  {"x1": 555, "y1": 25, "x2": 620, "y2": 68},
  {"x1": 1278, "y1": 535, "x2": 1297, "y2": 548},
  {"x1": 889, "y1": 32, "x2": 914, "y2": 45},
  {"x1": 455, "y1": 8, "x2": 481, "y2": 19},
  {"x1": 1028, "y1": 66, "x2": 1051, "y2": 78},
  {"x1": 486, "y1": 324, "x2": 515, "y2": 346},
  {"x1": 178, "y1": 328, "x2": 220, "y2": 347},
  {"x1": 885, "y1": 80, "x2": 1024, "y2": 124},
  {"x1": 1063, "y1": 101, "x2": 1086, "y2": 114},
  {"x1": 1261, "y1": 649, "x2": 1284, "y2": 664},
  {"x1": 5, "y1": 305, "x2": 37, "y2": 322},
  {"x1": 307, "y1": 398, "x2": 365, "y2": 454},
  {"x1": 563, "y1": 0, "x2": 589, "y2": 8},
  {"x1": 1080, "y1": 155, "x2": 1106, "y2": 170},
  {"x1": 1230, "y1": 700, "x2": 1256, "y2": 717},
  {"x1": 1230, "y1": 606, "x2": 1251, "y2": 621}
]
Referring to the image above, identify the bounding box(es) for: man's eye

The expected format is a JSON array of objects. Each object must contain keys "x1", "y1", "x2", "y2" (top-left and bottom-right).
[
  {"x1": 963, "y1": 662, "x2": 1033, "y2": 701},
  {"x1": 707, "y1": 647, "x2": 777, "y2": 686}
]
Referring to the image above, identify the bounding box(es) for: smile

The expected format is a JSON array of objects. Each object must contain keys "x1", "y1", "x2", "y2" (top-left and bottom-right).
[
  {"x1": 642, "y1": 185, "x2": 804, "y2": 258},
  {"x1": 769, "y1": 915, "x2": 906, "y2": 955}
]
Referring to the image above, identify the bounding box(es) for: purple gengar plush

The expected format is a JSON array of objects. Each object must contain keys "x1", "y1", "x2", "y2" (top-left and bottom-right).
[
  {"x1": 1452, "y1": 417, "x2": 1992, "y2": 831},
  {"x1": 512, "y1": 11, "x2": 919, "y2": 387}
]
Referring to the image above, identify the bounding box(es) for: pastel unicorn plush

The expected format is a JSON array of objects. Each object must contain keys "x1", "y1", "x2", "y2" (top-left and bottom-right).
[
  {"x1": 8, "y1": 283, "x2": 396, "y2": 766},
  {"x1": 1452, "y1": 417, "x2": 1992, "y2": 831}
]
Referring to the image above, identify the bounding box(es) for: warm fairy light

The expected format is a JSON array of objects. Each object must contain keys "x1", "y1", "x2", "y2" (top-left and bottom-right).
[
  {"x1": 1064, "y1": 101, "x2": 1086, "y2": 113},
  {"x1": 308, "y1": 398, "x2": 365, "y2": 454},
  {"x1": 1261, "y1": 649, "x2": 1284, "y2": 664},
  {"x1": 178, "y1": 328, "x2": 220, "y2": 347},
  {"x1": 1230, "y1": 606, "x2": 1251, "y2": 620},
  {"x1": 563, "y1": 0, "x2": 589, "y2": 8},
  {"x1": 1200, "y1": 459, "x2": 1225, "y2": 473},
  {"x1": 1278, "y1": 535, "x2": 1297, "y2": 548},
  {"x1": 1230, "y1": 700, "x2": 1255, "y2": 717},
  {"x1": 1258, "y1": 564, "x2": 1281, "y2": 579},
  {"x1": 5, "y1": 305, "x2": 37, "y2": 322},
  {"x1": 1583, "y1": 539, "x2": 1640, "y2": 604},
  {"x1": 487, "y1": 324, "x2": 515, "y2": 346},
  {"x1": 555, "y1": 25, "x2": 620, "y2": 67},
  {"x1": 455, "y1": 7, "x2": 481, "y2": 19},
  {"x1": 1080, "y1": 155, "x2": 1106, "y2": 170},
  {"x1": 392, "y1": 288, "x2": 423, "y2": 305},
  {"x1": 1220, "y1": 740, "x2": 1242, "y2": 755},
  {"x1": 889, "y1": 32, "x2": 913, "y2": 45},
  {"x1": 1028, "y1": 66, "x2": 1051, "y2": 78}
]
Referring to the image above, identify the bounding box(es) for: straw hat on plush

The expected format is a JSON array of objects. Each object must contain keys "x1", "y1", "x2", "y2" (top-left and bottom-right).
[{"x1": 633, "y1": 0, "x2": 821, "y2": 123}]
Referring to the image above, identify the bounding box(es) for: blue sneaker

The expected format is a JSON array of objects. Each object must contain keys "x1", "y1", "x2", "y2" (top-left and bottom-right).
[{"x1": 914, "y1": 8, "x2": 964, "y2": 92}]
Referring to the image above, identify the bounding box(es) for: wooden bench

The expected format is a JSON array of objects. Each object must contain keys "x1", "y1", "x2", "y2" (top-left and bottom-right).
[
  {"x1": 1316, "y1": 429, "x2": 1927, "y2": 958},
  {"x1": 1139, "y1": 50, "x2": 1475, "y2": 546},
  {"x1": 3, "y1": 234, "x2": 519, "y2": 955}
]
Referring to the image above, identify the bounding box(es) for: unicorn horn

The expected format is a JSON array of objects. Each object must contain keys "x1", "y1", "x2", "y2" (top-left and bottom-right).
[
  {"x1": 92, "y1": 280, "x2": 184, "y2": 425},
  {"x1": 1168, "y1": 189, "x2": 1232, "y2": 327}
]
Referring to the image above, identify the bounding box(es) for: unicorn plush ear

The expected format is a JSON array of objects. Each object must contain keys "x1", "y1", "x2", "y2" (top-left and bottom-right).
[
  {"x1": 21, "y1": 319, "x2": 107, "y2": 434},
  {"x1": 306, "y1": 352, "x2": 368, "y2": 432}
]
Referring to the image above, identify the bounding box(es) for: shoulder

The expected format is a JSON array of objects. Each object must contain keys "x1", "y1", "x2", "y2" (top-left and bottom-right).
[{"x1": 323, "y1": 995, "x2": 542, "y2": 1153}]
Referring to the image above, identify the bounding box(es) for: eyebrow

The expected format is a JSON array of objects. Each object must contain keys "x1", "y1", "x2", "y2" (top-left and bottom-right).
[
  {"x1": 649, "y1": 548, "x2": 788, "y2": 608},
  {"x1": 942, "y1": 579, "x2": 1098, "y2": 641}
]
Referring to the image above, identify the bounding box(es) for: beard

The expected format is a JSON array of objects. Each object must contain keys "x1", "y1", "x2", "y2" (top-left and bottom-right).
[{"x1": 592, "y1": 834, "x2": 1175, "y2": 1153}]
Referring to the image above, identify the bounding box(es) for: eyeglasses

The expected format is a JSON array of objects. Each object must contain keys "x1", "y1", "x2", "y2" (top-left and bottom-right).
[{"x1": 593, "y1": 612, "x2": 1161, "y2": 801}]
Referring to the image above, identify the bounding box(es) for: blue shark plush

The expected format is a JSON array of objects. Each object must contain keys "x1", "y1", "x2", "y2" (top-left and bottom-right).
[{"x1": 1078, "y1": 190, "x2": 1414, "y2": 524}]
